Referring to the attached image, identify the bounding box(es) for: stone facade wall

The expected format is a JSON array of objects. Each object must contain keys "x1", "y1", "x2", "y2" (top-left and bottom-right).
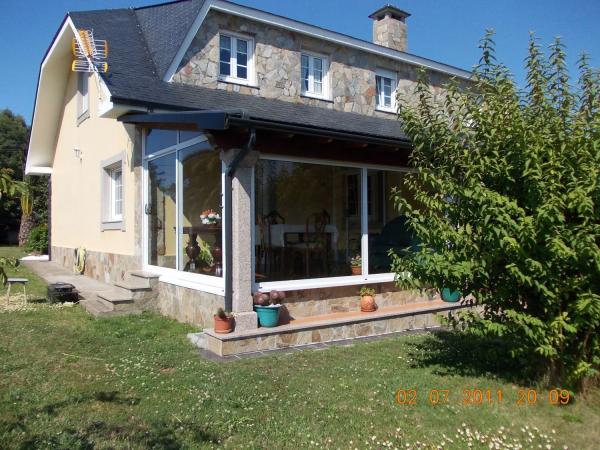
[
  {"x1": 51, "y1": 246, "x2": 142, "y2": 284},
  {"x1": 157, "y1": 282, "x2": 225, "y2": 328},
  {"x1": 173, "y1": 10, "x2": 450, "y2": 117},
  {"x1": 280, "y1": 282, "x2": 438, "y2": 320}
]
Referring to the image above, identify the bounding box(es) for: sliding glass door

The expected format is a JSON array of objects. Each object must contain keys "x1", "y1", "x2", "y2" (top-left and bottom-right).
[
  {"x1": 147, "y1": 153, "x2": 177, "y2": 269},
  {"x1": 144, "y1": 130, "x2": 224, "y2": 281}
]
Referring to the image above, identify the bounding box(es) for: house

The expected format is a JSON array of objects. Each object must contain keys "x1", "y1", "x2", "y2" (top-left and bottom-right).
[{"x1": 26, "y1": 0, "x2": 471, "y2": 355}]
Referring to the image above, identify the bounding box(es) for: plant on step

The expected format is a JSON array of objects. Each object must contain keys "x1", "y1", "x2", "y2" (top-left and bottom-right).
[
  {"x1": 391, "y1": 30, "x2": 600, "y2": 390},
  {"x1": 359, "y1": 287, "x2": 376, "y2": 297},
  {"x1": 214, "y1": 307, "x2": 234, "y2": 334},
  {"x1": 216, "y1": 307, "x2": 233, "y2": 320},
  {"x1": 359, "y1": 286, "x2": 377, "y2": 312},
  {"x1": 252, "y1": 290, "x2": 285, "y2": 306},
  {"x1": 252, "y1": 291, "x2": 285, "y2": 328}
]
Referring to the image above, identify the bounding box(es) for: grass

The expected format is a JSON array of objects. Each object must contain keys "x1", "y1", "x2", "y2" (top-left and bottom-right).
[{"x1": 0, "y1": 248, "x2": 599, "y2": 448}]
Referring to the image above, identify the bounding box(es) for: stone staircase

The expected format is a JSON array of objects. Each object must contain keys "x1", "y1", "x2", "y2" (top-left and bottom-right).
[{"x1": 80, "y1": 271, "x2": 160, "y2": 318}]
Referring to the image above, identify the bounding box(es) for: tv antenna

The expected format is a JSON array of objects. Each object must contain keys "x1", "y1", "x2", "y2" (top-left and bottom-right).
[{"x1": 71, "y1": 29, "x2": 108, "y2": 73}]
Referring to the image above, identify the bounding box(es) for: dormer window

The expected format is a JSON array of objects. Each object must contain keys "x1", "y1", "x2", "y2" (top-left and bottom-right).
[
  {"x1": 375, "y1": 69, "x2": 397, "y2": 112},
  {"x1": 219, "y1": 33, "x2": 254, "y2": 85},
  {"x1": 301, "y1": 52, "x2": 329, "y2": 99}
]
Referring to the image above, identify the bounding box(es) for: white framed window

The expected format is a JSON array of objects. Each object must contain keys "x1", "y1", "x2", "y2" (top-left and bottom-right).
[
  {"x1": 108, "y1": 167, "x2": 123, "y2": 221},
  {"x1": 375, "y1": 69, "x2": 397, "y2": 112},
  {"x1": 77, "y1": 72, "x2": 89, "y2": 121},
  {"x1": 219, "y1": 32, "x2": 254, "y2": 85},
  {"x1": 101, "y1": 154, "x2": 125, "y2": 230},
  {"x1": 301, "y1": 52, "x2": 329, "y2": 99},
  {"x1": 253, "y1": 154, "x2": 413, "y2": 293}
]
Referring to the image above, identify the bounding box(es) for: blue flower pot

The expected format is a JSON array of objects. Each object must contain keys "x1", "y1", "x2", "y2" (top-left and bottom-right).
[
  {"x1": 254, "y1": 305, "x2": 281, "y2": 327},
  {"x1": 441, "y1": 288, "x2": 461, "y2": 303}
]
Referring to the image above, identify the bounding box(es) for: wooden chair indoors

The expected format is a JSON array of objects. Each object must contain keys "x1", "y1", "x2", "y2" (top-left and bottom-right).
[
  {"x1": 303, "y1": 209, "x2": 331, "y2": 277},
  {"x1": 256, "y1": 210, "x2": 285, "y2": 280}
]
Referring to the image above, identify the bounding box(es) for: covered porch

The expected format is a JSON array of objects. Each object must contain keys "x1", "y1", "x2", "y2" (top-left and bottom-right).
[{"x1": 120, "y1": 110, "x2": 467, "y2": 355}]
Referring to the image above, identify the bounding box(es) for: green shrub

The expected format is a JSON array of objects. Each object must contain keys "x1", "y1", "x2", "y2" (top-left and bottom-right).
[
  {"x1": 392, "y1": 31, "x2": 600, "y2": 390},
  {"x1": 25, "y1": 223, "x2": 48, "y2": 254}
]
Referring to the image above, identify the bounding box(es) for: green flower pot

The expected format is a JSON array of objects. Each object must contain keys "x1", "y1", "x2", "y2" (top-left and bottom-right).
[
  {"x1": 254, "y1": 305, "x2": 281, "y2": 327},
  {"x1": 441, "y1": 288, "x2": 461, "y2": 303}
]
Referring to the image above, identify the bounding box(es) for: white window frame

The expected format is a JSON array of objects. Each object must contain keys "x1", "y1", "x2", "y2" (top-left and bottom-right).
[
  {"x1": 375, "y1": 68, "x2": 397, "y2": 113},
  {"x1": 252, "y1": 154, "x2": 413, "y2": 293},
  {"x1": 300, "y1": 51, "x2": 330, "y2": 100},
  {"x1": 101, "y1": 153, "x2": 125, "y2": 230},
  {"x1": 218, "y1": 31, "x2": 255, "y2": 86},
  {"x1": 108, "y1": 167, "x2": 123, "y2": 222},
  {"x1": 77, "y1": 72, "x2": 89, "y2": 123},
  {"x1": 142, "y1": 131, "x2": 226, "y2": 296}
]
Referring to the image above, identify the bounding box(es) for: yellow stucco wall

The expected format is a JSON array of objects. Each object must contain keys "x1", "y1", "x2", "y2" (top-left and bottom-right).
[{"x1": 51, "y1": 71, "x2": 137, "y2": 255}]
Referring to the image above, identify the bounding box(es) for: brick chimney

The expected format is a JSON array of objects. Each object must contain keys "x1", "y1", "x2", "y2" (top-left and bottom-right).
[{"x1": 369, "y1": 5, "x2": 410, "y2": 52}]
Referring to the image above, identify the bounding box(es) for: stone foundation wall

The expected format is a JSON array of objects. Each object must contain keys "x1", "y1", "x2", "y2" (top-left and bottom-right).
[
  {"x1": 174, "y1": 10, "x2": 453, "y2": 117},
  {"x1": 51, "y1": 246, "x2": 141, "y2": 284},
  {"x1": 157, "y1": 282, "x2": 225, "y2": 328},
  {"x1": 280, "y1": 282, "x2": 437, "y2": 320}
]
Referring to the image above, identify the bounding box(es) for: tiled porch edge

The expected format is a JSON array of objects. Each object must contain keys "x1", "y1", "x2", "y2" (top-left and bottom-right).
[{"x1": 190, "y1": 300, "x2": 472, "y2": 357}]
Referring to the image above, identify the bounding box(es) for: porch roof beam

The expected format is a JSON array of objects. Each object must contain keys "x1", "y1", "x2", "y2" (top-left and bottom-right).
[{"x1": 117, "y1": 109, "x2": 411, "y2": 150}]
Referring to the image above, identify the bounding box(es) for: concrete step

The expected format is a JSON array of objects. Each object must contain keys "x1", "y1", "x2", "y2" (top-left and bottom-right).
[
  {"x1": 193, "y1": 300, "x2": 472, "y2": 356},
  {"x1": 96, "y1": 289, "x2": 135, "y2": 311},
  {"x1": 114, "y1": 280, "x2": 153, "y2": 292},
  {"x1": 80, "y1": 298, "x2": 114, "y2": 318},
  {"x1": 127, "y1": 271, "x2": 160, "y2": 288}
]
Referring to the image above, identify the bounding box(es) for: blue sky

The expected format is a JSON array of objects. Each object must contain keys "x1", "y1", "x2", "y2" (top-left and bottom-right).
[{"x1": 1, "y1": 0, "x2": 599, "y2": 124}]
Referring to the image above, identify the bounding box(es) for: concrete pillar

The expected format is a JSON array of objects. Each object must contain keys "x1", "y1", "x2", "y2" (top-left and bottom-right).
[{"x1": 221, "y1": 149, "x2": 259, "y2": 331}]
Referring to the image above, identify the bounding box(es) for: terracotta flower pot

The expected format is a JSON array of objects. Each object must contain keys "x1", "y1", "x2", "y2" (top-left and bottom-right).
[
  {"x1": 214, "y1": 315, "x2": 234, "y2": 333},
  {"x1": 351, "y1": 266, "x2": 362, "y2": 275},
  {"x1": 360, "y1": 295, "x2": 376, "y2": 312}
]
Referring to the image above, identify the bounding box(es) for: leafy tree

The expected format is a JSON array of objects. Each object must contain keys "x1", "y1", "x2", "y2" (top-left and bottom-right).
[
  {"x1": 0, "y1": 168, "x2": 28, "y2": 284},
  {"x1": 392, "y1": 31, "x2": 600, "y2": 390},
  {"x1": 0, "y1": 109, "x2": 48, "y2": 245},
  {"x1": 0, "y1": 109, "x2": 28, "y2": 243}
]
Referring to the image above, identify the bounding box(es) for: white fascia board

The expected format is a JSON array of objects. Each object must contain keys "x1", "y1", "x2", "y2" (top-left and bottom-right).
[
  {"x1": 164, "y1": 0, "x2": 472, "y2": 82},
  {"x1": 26, "y1": 17, "x2": 116, "y2": 174},
  {"x1": 25, "y1": 166, "x2": 53, "y2": 175}
]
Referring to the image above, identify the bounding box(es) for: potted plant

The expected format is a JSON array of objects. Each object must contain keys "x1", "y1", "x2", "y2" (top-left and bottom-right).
[
  {"x1": 441, "y1": 288, "x2": 461, "y2": 303},
  {"x1": 350, "y1": 254, "x2": 362, "y2": 275},
  {"x1": 253, "y1": 290, "x2": 285, "y2": 327},
  {"x1": 214, "y1": 307, "x2": 234, "y2": 333},
  {"x1": 359, "y1": 286, "x2": 377, "y2": 312},
  {"x1": 198, "y1": 237, "x2": 214, "y2": 273}
]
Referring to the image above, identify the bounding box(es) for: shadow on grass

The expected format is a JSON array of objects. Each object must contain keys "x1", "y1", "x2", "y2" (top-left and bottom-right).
[
  {"x1": 11, "y1": 419, "x2": 220, "y2": 450},
  {"x1": 2, "y1": 390, "x2": 221, "y2": 449},
  {"x1": 405, "y1": 330, "x2": 538, "y2": 384}
]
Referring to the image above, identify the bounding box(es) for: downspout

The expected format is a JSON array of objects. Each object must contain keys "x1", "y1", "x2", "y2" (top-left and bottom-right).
[{"x1": 224, "y1": 128, "x2": 256, "y2": 312}]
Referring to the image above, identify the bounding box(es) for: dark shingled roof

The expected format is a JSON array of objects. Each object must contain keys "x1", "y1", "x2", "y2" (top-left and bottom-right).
[
  {"x1": 69, "y1": 0, "x2": 408, "y2": 141},
  {"x1": 135, "y1": 0, "x2": 205, "y2": 79}
]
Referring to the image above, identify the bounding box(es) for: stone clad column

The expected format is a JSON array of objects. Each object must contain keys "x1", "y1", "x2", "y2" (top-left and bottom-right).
[{"x1": 221, "y1": 148, "x2": 259, "y2": 331}]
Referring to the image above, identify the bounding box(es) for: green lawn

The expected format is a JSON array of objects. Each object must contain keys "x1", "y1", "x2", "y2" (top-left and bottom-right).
[{"x1": 0, "y1": 247, "x2": 598, "y2": 449}]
